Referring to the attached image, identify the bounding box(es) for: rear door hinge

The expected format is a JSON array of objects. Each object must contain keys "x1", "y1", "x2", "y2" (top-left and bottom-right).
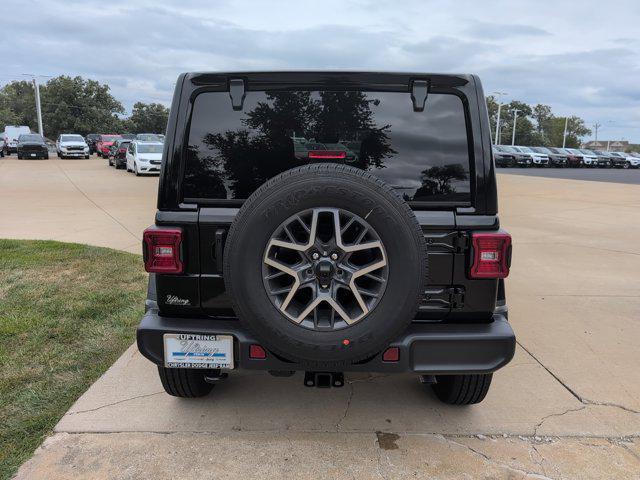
[
  {"x1": 448, "y1": 287, "x2": 465, "y2": 309},
  {"x1": 453, "y1": 232, "x2": 468, "y2": 253},
  {"x1": 213, "y1": 229, "x2": 227, "y2": 272}
]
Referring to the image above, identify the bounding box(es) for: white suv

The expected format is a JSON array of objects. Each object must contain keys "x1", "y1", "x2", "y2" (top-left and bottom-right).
[
  {"x1": 514, "y1": 146, "x2": 549, "y2": 167},
  {"x1": 126, "y1": 141, "x2": 163, "y2": 175}
]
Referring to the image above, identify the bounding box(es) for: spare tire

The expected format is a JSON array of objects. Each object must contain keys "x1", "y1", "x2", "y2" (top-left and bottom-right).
[{"x1": 224, "y1": 164, "x2": 428, "y2": 369}]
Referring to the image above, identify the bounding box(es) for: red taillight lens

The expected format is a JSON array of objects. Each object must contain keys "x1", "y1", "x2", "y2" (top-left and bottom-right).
[
  {"x1": 249, "y1": 344, "x2": 267, "y2": 359},
  {"x1": 118, "y1": 148, "x2": 126, "y2": 153},
  {"x1": 469, "y1": 232, "x2": 512, "y2": 279},
  {"x1": 143, "y1": 227, "x2": 183, "y2": 274},
  {"x1": 382, "y1": 347, "x2": 400, "y2": 362},
  {"x1": 308, "y1": 150, "x2": 347, "y2": 159}
]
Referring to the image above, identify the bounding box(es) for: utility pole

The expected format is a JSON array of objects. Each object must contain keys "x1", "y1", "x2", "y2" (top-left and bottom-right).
[
  {"x1": 562, "y1": 117, "x2": 568, "y2": 148},
  {"x1": 22, "y1": 74, "x2": 51, "y2": 137},
  {"x1": 492, "y1": 92, "x2": 508, "y2": 145},
  {"x1": 593, "y1": 122, "x2": 601, "y2": 143},
  {"x1": 32, "y1": 79, "x2": 44, "y2": 137},
  {"x1": 511, "y1": 109, "x2": 520, "y2": 146}
]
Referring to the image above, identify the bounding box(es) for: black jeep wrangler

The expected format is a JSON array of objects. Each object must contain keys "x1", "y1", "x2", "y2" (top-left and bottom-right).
[{"x1": 137, "y1": 71, "x2": 515, "y2": 405}]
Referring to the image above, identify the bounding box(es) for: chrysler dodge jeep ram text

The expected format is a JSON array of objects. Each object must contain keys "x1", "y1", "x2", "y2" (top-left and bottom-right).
[{"x1": 137, "y1": 71, "x2": 515, "y2": 405}]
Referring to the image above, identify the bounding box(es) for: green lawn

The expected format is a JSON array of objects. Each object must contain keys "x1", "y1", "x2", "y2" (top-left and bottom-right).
[{"x1": 0, "y1": 239, "x2": 146, "y2": 479}]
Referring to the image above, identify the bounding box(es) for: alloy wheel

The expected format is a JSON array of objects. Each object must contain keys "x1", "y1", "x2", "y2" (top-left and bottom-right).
[{"x1": 262, "y1": 207, "x2": 388, "y2": 331}]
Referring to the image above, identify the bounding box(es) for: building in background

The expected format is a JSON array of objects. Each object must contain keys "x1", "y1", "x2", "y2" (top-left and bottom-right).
[{"x1": 583, "y1": 140, "x2": 629, "y2": 151}]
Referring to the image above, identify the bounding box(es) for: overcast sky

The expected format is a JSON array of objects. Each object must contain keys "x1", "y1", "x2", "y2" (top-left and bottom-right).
[{"x1": 2, "y1": 0, "x2": 639, "y2": 142}]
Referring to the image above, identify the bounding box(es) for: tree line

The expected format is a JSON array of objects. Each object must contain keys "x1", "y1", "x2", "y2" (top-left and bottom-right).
[
  {"x1": 0, "y1": 76, "x2": 169, "y2": 139},
  {"x1": 0, "y1": 76, "x2": 592, "y2": 148},
  {"x1": 486, "y1": 96, "x2": 591, "y2": 148}
]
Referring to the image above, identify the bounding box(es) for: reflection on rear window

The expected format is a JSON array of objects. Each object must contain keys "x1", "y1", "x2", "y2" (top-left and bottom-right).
[{"x1": 183, "y1": 90, "x2": 471, "y2": 202}]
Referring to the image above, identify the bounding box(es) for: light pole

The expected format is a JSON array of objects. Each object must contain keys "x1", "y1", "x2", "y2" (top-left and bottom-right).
[
  {"x1": 32, "y1": 79, "x2": 43, "y2": 137},
  {"x1": 511, "y1": 109, "x2": 520, "y2": 146},
  {"x1": 562, "y1": 117, "x2": 569, "y2": 148},
  {"x1": 492, "y1": 92, "x2": 508, "y2": 145},
  {"x1": 593, "y1": 122, "x2": 601, "y2": 144},
  {"x1": 22, "y1": 74, "x2": 51, "y2": 137}
]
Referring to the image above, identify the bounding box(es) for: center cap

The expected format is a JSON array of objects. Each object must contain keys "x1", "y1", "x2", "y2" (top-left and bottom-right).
[{"x1": 315, "y1": 260, "x2": 334, "y2": 281}]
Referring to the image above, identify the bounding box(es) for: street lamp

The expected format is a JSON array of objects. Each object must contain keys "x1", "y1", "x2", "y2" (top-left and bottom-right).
[
  {"x1": 22, "y1": 73, "x2": 52, "y2": 138},
  {"x1": 511, "y1": 109, "x2": 520, "y2": 146},
  {"x1": 492, "y1": 92, "x2": 508, "y2": 145}
]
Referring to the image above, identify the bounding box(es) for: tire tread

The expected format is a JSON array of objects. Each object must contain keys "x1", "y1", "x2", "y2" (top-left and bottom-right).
[
  {"x1": 157, "y1": 366, "x2": 214, "y2": 398},
  {"x1": 432, "y1": 374, "x2": 492, "y2": 405}
]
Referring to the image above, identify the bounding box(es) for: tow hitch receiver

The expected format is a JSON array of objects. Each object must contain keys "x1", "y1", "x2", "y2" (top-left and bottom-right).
[{"x1": 304, "y1": 371, "x2": 344, "y2": 388}]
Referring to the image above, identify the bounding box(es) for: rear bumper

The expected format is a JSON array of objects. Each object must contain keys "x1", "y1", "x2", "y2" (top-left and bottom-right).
[{"x1": 137, "y1": 310, "x2": 516, "y2": 374}]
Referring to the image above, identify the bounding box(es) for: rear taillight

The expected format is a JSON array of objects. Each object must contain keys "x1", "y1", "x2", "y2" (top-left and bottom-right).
[
  {"x1": 143, "y1": 227, "x2": 183, "y2": 274},
  {"x1": 308, "y1": 150, "x2": 347, "y2": 159},
  {"x1": 118, "y1": 148, "x2": 126, "y2": 153},
  {"x1": 469, "y1": 232, "x2": 511, "y2": 279}
]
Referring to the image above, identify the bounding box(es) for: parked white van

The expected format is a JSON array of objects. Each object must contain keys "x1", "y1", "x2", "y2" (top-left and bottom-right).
[{"x1": 3, "y1": 126, "x2": 31, "y2": 154}]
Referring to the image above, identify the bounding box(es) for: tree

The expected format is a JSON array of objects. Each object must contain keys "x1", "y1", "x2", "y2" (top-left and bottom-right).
[
  {"x1": 544, "y1": 116, "x2": 591, "y2": 148},
  {"x1": 40, "y1": 76, "x2": 124, "y2": 138},
  {"x1": 125, "y1": 102, "x2": 169, "y2": 134},
  {"x1": 486, "y1": 96, "x2": 591, "y2": 147},
  {"x1": 532, "y1": 104, "x2": 553, "y2": 136},
  {"x1": 414, "y1": 164, "x2": 468, "y2": 198},
  {"x1": 0, "y1": 76, "x2": 124, "y2": 138},
  {"x1": 0, "y1": 81, "x2": 37, "y2": 129}
]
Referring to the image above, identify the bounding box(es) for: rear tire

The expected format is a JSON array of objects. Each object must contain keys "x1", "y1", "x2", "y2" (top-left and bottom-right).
[
  {"x1": 431, "y1": 374, "x2": 492, "y2": 405},
  {"x1": 157, "y1": 366, "x2": 215, "y2": 398}
]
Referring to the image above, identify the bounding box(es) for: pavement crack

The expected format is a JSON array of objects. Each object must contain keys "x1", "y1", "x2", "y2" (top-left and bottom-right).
[
  {"x1": 580, "y1": 400, "x2": 640, "y2": 415},
  {"x1": 534, "y1": 406, "x2": 587, "y2": 436},
  {"x1": 335, "y1": 382, "x2": 355, "y2": 431},
  {"x1": 517, "y1": 340, "x2": 584, "y2": 403},
  {"x1": 519, "y1": 340, "x2": 640, "y2": 416},
  {"x1": 444, "y1": 436, "x2": 555, "y2": 480},
  {"x1": 67, "y1": 391, "x2": 164, "y2": 415}
]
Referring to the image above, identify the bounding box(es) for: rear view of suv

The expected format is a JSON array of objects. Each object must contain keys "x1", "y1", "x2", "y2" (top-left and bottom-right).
[{"x1": 137, "y1": 72, "x2": 515, "y2": 405}]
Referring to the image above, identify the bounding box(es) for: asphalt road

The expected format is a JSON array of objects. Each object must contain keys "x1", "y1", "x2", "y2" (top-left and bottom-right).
[
  {"x1": 499, "y1": 166, "x2": 640, "y2": 184},
  {"x1": 2, "y1": 158, "x2": 639, "y2": 479}
]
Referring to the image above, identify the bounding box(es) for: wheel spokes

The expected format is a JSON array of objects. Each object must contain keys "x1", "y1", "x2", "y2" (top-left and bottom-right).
[{"x1": 263, "y1": 207, "x2": 388, "y2": 329}]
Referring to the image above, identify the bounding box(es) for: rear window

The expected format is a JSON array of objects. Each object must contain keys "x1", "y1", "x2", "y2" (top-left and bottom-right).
[
  {"x1": 182, "y1": 90, "x2": 471, "y2": 203},
  {"x1": 19, "y1": 134, "x2": 42, "y2": 142},
  {"x1": 61, "y1": 135, "x2": 84, "y2": 142},
  {"x1": 137, "y1": 143, "x2": 163, "y2": 153},
  {"x1": 137, "y1": 134, "x2": 163, "y2": 142}
]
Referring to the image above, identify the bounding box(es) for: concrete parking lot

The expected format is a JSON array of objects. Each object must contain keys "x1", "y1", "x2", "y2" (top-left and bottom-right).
[{"x1": 2, "y1": 158, "x2": 639, "y2": 479}]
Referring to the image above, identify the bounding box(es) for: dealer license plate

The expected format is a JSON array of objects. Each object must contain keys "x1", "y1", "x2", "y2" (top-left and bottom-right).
[
  {"x1": 163, "y1": 334, "x2": 234, "y2": 369},
  {"x1": 30, "y1": 153, "x2": 36, "y2": 157}
]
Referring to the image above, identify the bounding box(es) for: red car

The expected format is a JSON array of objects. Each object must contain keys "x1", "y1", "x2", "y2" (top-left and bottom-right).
[{"x1": 95, "y1": 134, "x2": 122, "y2": 158}]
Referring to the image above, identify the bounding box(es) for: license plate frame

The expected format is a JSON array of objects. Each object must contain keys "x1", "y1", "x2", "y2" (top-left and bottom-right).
[{"x1": 163, "y1": 333, "x2": 234, "y2": 369}]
